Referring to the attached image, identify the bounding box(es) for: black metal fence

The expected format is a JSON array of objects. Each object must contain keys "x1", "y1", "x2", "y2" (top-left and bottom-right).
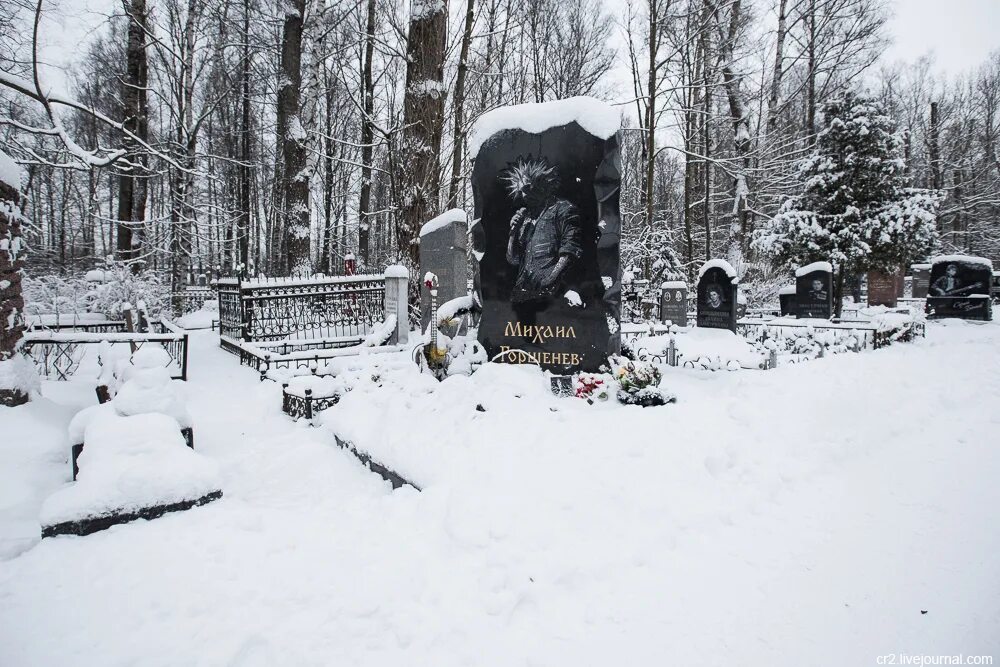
[
  {"x1": 216, "y1": 274, "x2": 387, "y2": 350},
  {"x1": 281, "y1": 385, "x2": 341, "y2": 420},
  {"x1": 21, "y1": 319, "x2": 189, "y2": 381}
]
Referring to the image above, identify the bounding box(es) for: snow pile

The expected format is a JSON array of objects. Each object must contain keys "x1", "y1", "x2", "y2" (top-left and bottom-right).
[
  {"x1": 420, "y1": 209, "x2": 466, "y2": 237},
  {"x1": 362, "y1": 315, "x2": 397, "y2": 347},
  {"x1": 84, "y1": 270, "x2": 110, "y2": 283},
  {"x1": 469, "y1": 97, "x2": 621, "y2": 159},
  {"x1": 795, "y1": 261, "x2": 833, "y2": 276},
  {"x1": 176, "y1": 300, "x2": 218, "y2": 330},
  {"x1": 112, "y1": 347, "x2": 191, "y2": 426},
  {"x1": 0, "y1": 148, "x2": 24, "y2": 190},
  {"x1": 0, "y1": 355, "x2": 40, "y2": 395},
  {"x1": 40, "y1": 412, "x2": 219, "y2": 526},
  {"x1": 672, "y1": 327, "x2": 764, "y2": 370},
  {"x1": 4, "y1": 328, "x2": 1000, "y2": 663},
  {"x1": 929, "y1": 254, "x2": 993, "y2": 271},
  {"x1": 383, "y1": 265, "x2": 409, "y2": 279},
  {"x1": 779, "y1": 284, "x2": 796, "y2": 295},
  {"x1": 698, "y1": 258, "x2": 739, "y2": 282}
]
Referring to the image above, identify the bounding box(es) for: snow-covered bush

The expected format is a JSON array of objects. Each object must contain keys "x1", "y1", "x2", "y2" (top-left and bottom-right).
[
  {"x1": 753, "y1": 92, "x2": 940, "y2": 312},
  {"x1": 24, "y1": 260, "x2": 169, "y2": 320},
  {"x1": 86, "y1": 260, "x2": 169, "y2": 320}
]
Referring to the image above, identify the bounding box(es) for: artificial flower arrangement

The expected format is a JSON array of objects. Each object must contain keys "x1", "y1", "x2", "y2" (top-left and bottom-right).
[{"x1": 605, "y1": 355, "x2": 675, "y2": 407}]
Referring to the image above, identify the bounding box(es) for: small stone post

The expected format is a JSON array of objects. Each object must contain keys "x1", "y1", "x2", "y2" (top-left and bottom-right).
[{"x1": 384, "y1": 265, "x2": 409, "y2": 345}]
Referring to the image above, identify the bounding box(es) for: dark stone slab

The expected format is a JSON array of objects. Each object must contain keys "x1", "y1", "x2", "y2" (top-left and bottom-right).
[
  {"x1": 659, "y1": 283, "x2": 687, "y2": 326},
  {"x1": 42, "y1": 490, "x2": 222, "y2": 538},
  {"x1": 926, "y1": 257, "x2": 994, "y2": 321},
  {"x1": 472, "y1": 122, "x2": 621, "y2": 373},
  {"x1": 779, "y1": 288, "x2": 797, "y2": 316},
  {"x1": 333, "y1": 435, "x2": 420, "y2": 491},
  {"x1": 696, "y1": 263, "x2": 738, "y2": 332},
  {"x1": 867, "y1": 270, "x2": 901, "y2": 307},
  {"x1": 911, "y1": 264, "x2": 931, "y2": 299},
  {"x1": 796, "y1": 266, "x2": 833, "y2": 319}
]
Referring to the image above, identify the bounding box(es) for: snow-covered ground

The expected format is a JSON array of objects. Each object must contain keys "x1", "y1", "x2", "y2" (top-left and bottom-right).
[{"x1": 1, "y1": 322, "x2": 999, "y2": 665}]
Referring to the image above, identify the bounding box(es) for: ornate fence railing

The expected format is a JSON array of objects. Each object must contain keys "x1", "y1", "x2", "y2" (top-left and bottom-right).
[
  {"x1": 216, "y1": 273, "x2": 394, "y2": 351},
  {"x1": 171, "y1": 286, "x2": 215, "y2": 313},
  {"x1": 21, "y1": 319, "x2": 189, "y2": 381}
]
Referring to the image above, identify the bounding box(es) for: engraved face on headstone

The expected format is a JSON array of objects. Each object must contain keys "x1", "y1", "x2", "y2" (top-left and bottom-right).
[
  {"x1": 795, "y1": 266, "x2": 833, "y2": 319},
  {"x1": 696, "y1": 264, "x2": 737, "y2": 331},
  {"x1": 926, "y1": 258, "x2": 994, "y2": 320},
  {"x1": 472, "y1": 115, "x2": 621, "y2": 372}
]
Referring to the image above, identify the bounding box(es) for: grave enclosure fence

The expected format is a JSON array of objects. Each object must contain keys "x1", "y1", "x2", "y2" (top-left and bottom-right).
[
  {"x1": 216, "y1": 274, "x2": 404, "y2": 373},
  {"x1": 22, "y1": 319, "x2": 189, "y2": 381}
]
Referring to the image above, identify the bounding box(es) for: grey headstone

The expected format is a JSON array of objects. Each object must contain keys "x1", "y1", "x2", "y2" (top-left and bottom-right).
[{"x1": 419, "y1": 210, "x2": 468, "y2": 332}]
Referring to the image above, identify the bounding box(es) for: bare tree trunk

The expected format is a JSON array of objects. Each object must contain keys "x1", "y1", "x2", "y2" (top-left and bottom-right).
[
  {"x1": 0, "y1": 180, "x2": 28, "y2": 406},
  {"x1": 237, "y1": 0, "x2": 252, "y2": 275},
  {"x1": 357, "y1": 0, "x2": 376, "y2": 265},
  {"x1": 448, "y1": 0, "x2": 476, "y2": 207},
  {"x1": 929, "y1": 101, "x2": 943, "y2": 189},
  {"x1": 117, "y1": 0, "x2": 149, "y2": 267},
  {"x1": 397, "y1": 0, "x2": 448, "y2": 266},
  {"x1": 718, "y1": 0, "x2": 751, "y2": 263},
  {"x1": 643, "y1": 0, "x2": 658, "y2": 279},
  {"x1": 278, "y1": 0, "x2": 311, "y2": 275},
  {"x1": 766, "y1": 0, "x2": 788, "y2": 134},
  {"x1": 806, "y1": 0, "x2": 817, "y2": 144}
]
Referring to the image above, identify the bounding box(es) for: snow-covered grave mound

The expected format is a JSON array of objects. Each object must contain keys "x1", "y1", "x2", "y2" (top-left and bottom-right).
[
  {"x1": 40, "y1": 412, "x2": 221, "y2": 538},
  {"x1": 176, "y1": 299, "x2": 218, "y2": 330},
  {"x1": 636, "y1": 327, "x2": 765, "y2": 370},
  {"x1": 40, "y1": 346, "x2": 215, "y2": 537}
]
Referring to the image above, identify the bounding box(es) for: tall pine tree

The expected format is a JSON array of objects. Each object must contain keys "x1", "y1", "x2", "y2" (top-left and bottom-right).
[{"x1": 754, "y1": 92, "x2": 940, "y2": 315}]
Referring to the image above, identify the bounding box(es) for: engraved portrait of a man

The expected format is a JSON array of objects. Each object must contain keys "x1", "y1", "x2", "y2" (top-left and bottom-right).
[{"x1": 504, "y1": 158, "x2": 583, "y2": 306}]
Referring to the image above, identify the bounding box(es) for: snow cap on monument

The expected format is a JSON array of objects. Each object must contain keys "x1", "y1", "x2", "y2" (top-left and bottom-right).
[{"x1": 468, "y1": 96, "x2": 621, "y2": 160}]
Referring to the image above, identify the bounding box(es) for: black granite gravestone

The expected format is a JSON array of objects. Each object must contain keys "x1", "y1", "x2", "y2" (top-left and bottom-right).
[
  {"x1": 659, "y1": 281, "x2": 687, "y2": 326},
  {"x1": 779, "y1": 285, "x2": 797, "y2": 316},
  {"x1": 471, "y1": 115, "x2": 621, "y2": 372},
  {"x1": 795, "y1": 262, "x2": 834, "y2": 319},
  {"x1": 926, "y1": 256, "x2": 994, "y2": 321},
  {"x1": 911, "y1": 264, "x2": 931, "y2": 299},
  {"x1": 696, "y1": 261, "x2": 738, "y2": 332}
]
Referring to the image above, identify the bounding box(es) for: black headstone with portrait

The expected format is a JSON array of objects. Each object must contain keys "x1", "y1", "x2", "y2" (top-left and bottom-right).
[
  {"x1": 795, "y1": 261, "x2": 834, "y2": 319},
  {"x1": 925, "y1": 256, "x2": 993, "y2": 321},
  {"x1": 470, "y1": 98, "x2": 622, "y2": 372},
  {"x1": 696, "y1": 260, "x2": 738, "y2": 332}
]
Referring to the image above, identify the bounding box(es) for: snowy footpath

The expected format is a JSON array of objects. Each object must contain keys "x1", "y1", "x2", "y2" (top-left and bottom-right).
[{"x1": 1, "y1": 322, "x2": 999, "y2": 666}]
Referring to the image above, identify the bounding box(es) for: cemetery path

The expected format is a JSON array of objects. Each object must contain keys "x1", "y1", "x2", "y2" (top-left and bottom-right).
[{"x1": 1, "y1": 323, "x2": 1000, "y2": 666}]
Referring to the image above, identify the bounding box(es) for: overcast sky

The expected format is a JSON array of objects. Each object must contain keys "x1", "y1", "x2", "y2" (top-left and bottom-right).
[
  {"x1": 883, "y1": 0, "x2": 999, "y2": 74},
  {"x1": 31, "y1": 0, "x2": 1000, "y2": 99}
]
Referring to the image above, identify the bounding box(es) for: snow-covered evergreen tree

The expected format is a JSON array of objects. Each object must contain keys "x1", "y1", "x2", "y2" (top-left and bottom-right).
[{"x1": 753, "y1": 92, "x2": 940, "y2": 314}]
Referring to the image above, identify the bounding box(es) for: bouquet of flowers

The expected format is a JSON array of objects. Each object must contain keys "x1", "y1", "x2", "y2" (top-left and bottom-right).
[
  {"x1": 574, "y1": 373, "x2": 610, "y2": 403},
  {"x1": 607, "y1": 355, "x2": 675, "y2": 407}
]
